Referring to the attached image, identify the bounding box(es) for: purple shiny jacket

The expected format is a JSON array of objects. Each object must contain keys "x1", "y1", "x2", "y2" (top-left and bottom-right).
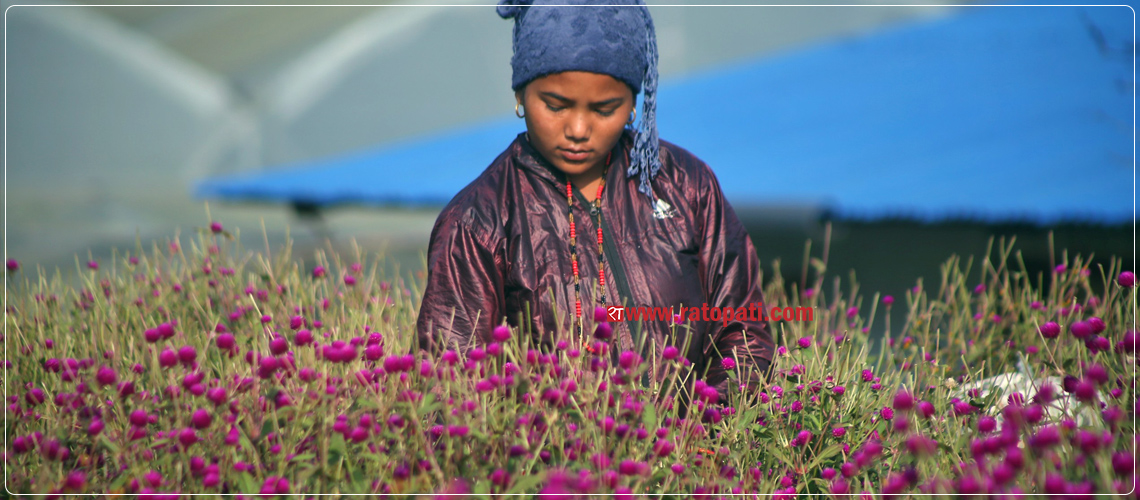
[{"x1": 415, "y1": 130, "x2": 774, "y2": 400}]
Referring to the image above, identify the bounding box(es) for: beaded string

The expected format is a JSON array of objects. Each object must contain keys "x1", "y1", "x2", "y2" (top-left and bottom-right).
[{"x1": 569, "y1": 151, "x2": 611, "y2": 340}]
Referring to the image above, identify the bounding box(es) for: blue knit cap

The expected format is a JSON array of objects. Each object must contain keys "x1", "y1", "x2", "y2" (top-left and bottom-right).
[{"x1": 498, "y1": 0, "x2": 662, "y2": 204}]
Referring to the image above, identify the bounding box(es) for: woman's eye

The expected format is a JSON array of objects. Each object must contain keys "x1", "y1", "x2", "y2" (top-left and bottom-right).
[
  {"x1": 545, "y1": 104, "x2": 564, "y2": 112},
  {"x1": 597, "y1": 109, "x2": 615, "y2": 117}
]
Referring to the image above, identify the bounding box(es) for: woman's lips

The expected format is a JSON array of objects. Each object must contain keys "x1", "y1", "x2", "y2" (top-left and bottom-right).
[{"x1": 560, "y1": 149, "x2": 591, "y2": 162}]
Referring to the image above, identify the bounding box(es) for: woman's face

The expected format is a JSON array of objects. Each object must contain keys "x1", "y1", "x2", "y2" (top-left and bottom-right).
[{"x1": 516, "y1": 71, "x2": 635, "y2": 181}]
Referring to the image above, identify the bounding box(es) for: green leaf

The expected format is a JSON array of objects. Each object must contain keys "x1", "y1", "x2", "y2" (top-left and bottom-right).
[
  {"x1": 507, "y1": 472, "x2": 546, "y2": 494},
  {"x1": 240, "y1": 434, "x2": 257, "y2": 455},
  {"x1": 739, "y1": 406, "x2": 760, "y2": 426},
  {"x1": 99, "y1": 434, "x2": 120, "y2": 454},
  {"x1": 474, "y1": 480, "x2": 492, "y2": 495},
  {"x1": 329, "y1": 433, "x2": 347, "y2": 461},
  {"x1": 643, "y1": 402, "x2": 658, "y2": 430},
  {"x1": 239, "y1": 472, "x2": 258, "y2": 493},
  {"x1": 806, "y1": 443, "x2": 844, "y2": 471},
  {"x1": 419, "y1": 393, "x2": 441, "y2": 416},
  {"x1": 290, "y1": 453, "x2": 316, "y2": 464},
  {"x1": 766, "y1": 444, "x2": 794, "y2": 469},
  {"x1": 107, "y1": 471, "x2": 130, "y2": 491},
  {"x1": 805, "y1": 412, "x2": 822, "y2": 431}
]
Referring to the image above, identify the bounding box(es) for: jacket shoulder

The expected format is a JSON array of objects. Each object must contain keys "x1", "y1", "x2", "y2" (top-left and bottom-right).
[
  {"x1": 657, "y1": 139, "x2": 718, "y2": 185},
  {"x1": 430, "y1": 147, "x2": 514, "y2": 250}
]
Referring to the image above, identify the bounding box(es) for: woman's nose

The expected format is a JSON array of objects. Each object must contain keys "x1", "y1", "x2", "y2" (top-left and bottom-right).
[{"x1": 564, "y1": 111, "x2": 590, "y2": 141}]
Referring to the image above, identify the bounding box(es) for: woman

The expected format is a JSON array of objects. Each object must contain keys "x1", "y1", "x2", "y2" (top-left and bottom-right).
[{"x1": 415, "y1": 0, "x2": 774, "y2": 401}]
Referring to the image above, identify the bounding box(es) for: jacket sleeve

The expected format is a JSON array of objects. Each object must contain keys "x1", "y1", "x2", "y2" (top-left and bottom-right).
[
  {"x1": 415, "y1": 209, "x2": 504, "y2": 354},
  {"x1": 693, "y1": 161, "x2": 775, "y2": 399}
]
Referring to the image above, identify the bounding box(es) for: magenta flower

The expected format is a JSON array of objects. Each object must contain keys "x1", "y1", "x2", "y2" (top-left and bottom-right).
[
  {"x1": 879, "y1": 407, "x2": 894, "y2": 420},
  {"x1": 206, "y1": 387, "x2": 227, "y2": 406},
  {"x1": 364, "y1": 344, "x2": 383, "y2": 361},
  {"x1": 209, "y1": 221, "x2": 223, "y2": 234},
  {"x1": 882, "y1": 295, "x2": 894, "y2": 306},
  {"x1": 5, "y1": 259, "x2": 18, "y2": 272},
  {"x1": 63, "y1": 470, "x2": 86, "y2": 491},
  {"x1": 1028, "y1": 426, "x2": 1062, "y2": 451},
  {"x1": 791, "y1": 430, "x2": 813, "y2": 447},
  {"x1": 1074, "y1": 378, "x2": 1097, "y2": 402},
  {"x1": 1088, "y1": 316, "x2": 1106, "y2": 334},
  {"x1": 349, "y1": 426, "x2": 369, "y2": 443},
  {"x1": 294, "y1": 329, "x2": 313, "y2": 346},
  {"x1": 720, "y1": 357, "x2": 736, "y2": 371},
  {"x1": 892, "y1": 390, "x2": 914, "y2": 411},
  {"x1": 178, "y1": 345, "x2": 197, "y2": 365},
  {"x1": 653, "y1": 439, "x2": 675, "y2": 457},
  {"x1": 1118, "y1": 271, "x2": 1135, "y2": 288},
  {"x1": 593, "y1": 306, "x2": 608, "y2": 322},
  {"x1": 87, "y1": 419, "x2": 105, "y2": 437},
  {"x1": 832, "y1": 386, "x2": 846, "y2": 396},
  {"x1": 796, "y1": 337, "x2": 812, "y2": 349},
  {"x1": 447, "y1": 425, "x2": 469, "y2": 437},
  {"x1": 662, "y1": 345, "x2": 679, "y2": 360},
  {"x1": 469, "y1": 348, "x2": 486, "y2": 362},
  {"x1": 344, "y1": 275, "x2": 356, "y2": 286},
  {"x1": 158, "y1": 349, "x2": 177, "y2": 368},
  {"x1": 191, "y1": 408, "x2": 212, "y2": 429},
  {"x1": 87, "y1": 260, "x2": 99, "y2": 270},
  {"x1": 1086, "y1": 363, "x2": 1108, "y2": 384},
  {"x1": 492, "y1": 325, "x2": 512, "y2": 342},
  {"x1": 177, "y1": 428, "x2": 198, "y2": 447},
  {"x1": 289, "y1": 316, "x2": 304, "y2": 330},
  {"x1": 95, "y1": 366, "x2": 117, "y2": 386},
  {"x1": 311, "y1": 266, "x2": 326, "y2": 278},
  {"x1": 270, "y1": 337, "x2": 289, "y2": 356},
  {"x1": 593, "y1": 322, "x2": 613, "y2": 340},
  {"x1": 618, "y1": 351, "x2": 640, "y2": 370},
  {"x1": 1039, "y1": 321, "x2": 1061, "y2": 339},
  {"x1": 832, "y1": 427, "x2": 846, "y2": 438},
  {"x1": 617, "y1": 460, "x2": 644, "y2": 476},
  {"x1": 1112, "y1": 451, "x2": 1135, "y2": 476},
  {"x1": 1070, "y1": 320, "x2": 1093, "y2": 339}
]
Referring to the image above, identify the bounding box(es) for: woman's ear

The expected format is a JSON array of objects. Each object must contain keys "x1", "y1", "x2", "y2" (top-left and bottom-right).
[{"x1": 514, "y1": 89, "x2": 524, "y2": 105}]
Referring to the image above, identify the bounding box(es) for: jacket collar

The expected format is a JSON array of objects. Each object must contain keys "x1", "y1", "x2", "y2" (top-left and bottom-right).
[{"x1": 513, "y1": 130, "x2": 634, "y2": 188}]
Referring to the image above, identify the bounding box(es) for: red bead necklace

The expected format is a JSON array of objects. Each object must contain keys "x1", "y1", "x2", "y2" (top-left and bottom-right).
[{"x1": 568, "y1": 151, "x2": 611, "y2": 338}]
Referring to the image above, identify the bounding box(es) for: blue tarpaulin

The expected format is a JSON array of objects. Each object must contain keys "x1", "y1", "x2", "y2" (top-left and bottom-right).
[{"x1": 196, "y1": 5, "x2": 1134, "y2": 225}]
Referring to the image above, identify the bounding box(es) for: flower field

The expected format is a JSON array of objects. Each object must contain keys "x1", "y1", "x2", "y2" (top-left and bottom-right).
[{"x1": 2, "y1": 221, "x2": 1135, "y2": 498}]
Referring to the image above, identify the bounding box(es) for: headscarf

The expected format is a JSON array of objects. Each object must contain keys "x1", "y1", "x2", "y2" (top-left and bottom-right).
[{"x1": 497, "y1": 0, "x2": 662, "y2": 205}]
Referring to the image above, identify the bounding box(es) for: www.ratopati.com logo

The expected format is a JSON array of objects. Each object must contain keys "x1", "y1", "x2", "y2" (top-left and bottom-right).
[{"x1": 605, "y1": 304, "x2": 813, "y2": 324}]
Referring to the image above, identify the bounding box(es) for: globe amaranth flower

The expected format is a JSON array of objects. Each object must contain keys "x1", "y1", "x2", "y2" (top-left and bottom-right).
[
  {"x1": 1070, "y1": 320, "x2": 1093, "y2": 339},
  {"x1": 721, "y1": 357, "x2": 736, "y2": 371},
  {"x1": 492, "y1": 325, "x2": 512, "y2": 342},
  {"x1": 791, "y1": 430, "x2": 813, "y2": 447},
  {"x1": 892, "y1": 389, "x2": 914, "y2": 411},
  {"x1": 1118, "y1": 271, "x2": 1135, "y2": 288}
]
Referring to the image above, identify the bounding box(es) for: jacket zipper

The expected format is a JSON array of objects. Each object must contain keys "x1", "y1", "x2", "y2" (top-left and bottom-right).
[{"x1": 572, "y1": 188, "x2": 639, "y2": 353}]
